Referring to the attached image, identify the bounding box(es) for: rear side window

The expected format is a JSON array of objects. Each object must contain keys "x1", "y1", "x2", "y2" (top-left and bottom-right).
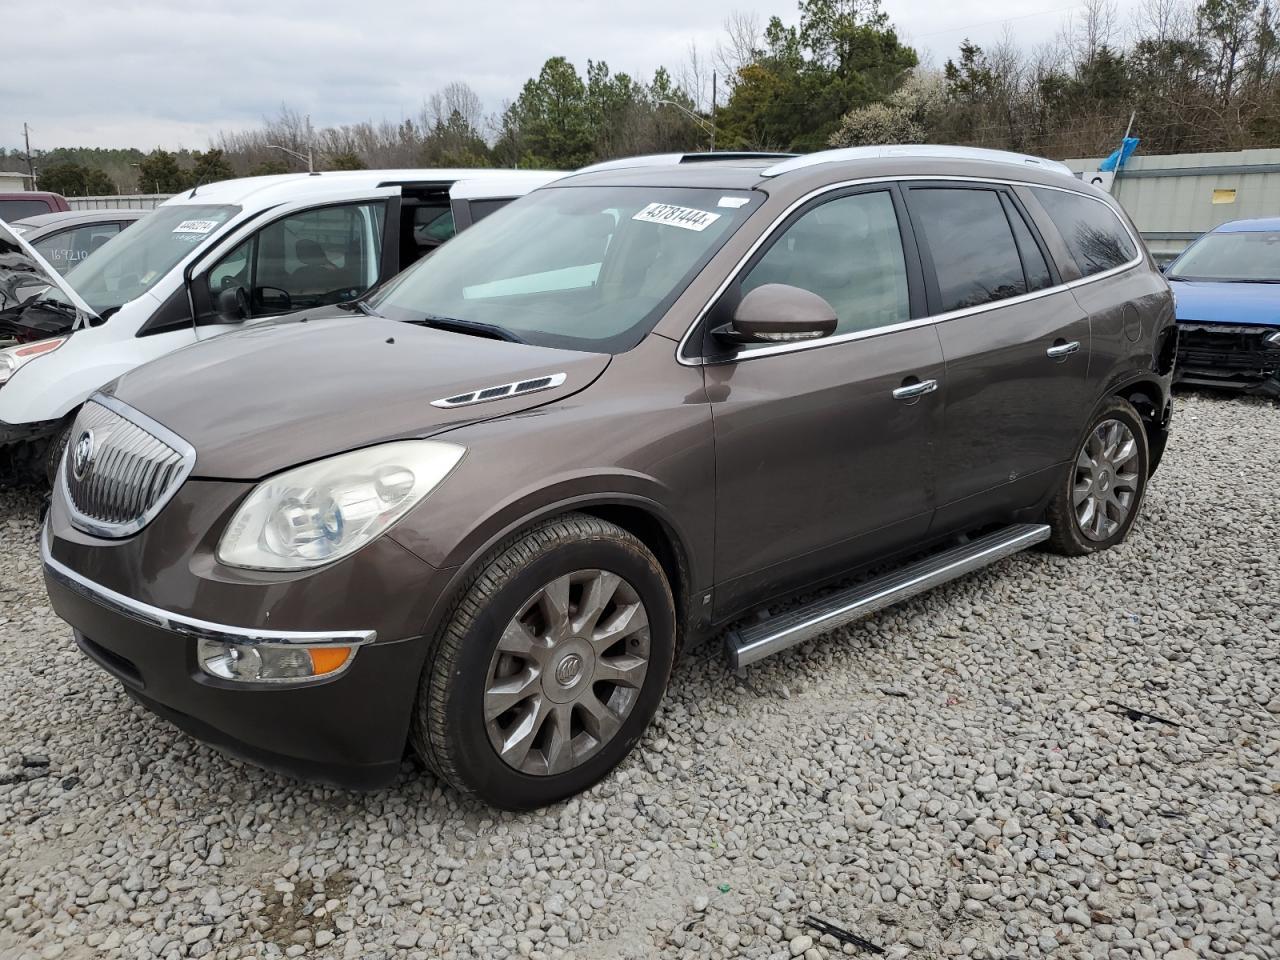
[
  {"x1": 1031, "y1": 188, "x2": 1137, "y2": 276},
  {"x1": 468, "y1": 198, "x2": 511, "y2": 223},
  {"x1": 909, "y1": 187, "x2": 1027, "y2": 312},
  {"x1": 1001, "y1": 195, "x2": 1053, "y2": 292}
]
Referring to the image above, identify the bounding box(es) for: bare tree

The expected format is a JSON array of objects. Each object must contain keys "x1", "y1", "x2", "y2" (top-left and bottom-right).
[
  {"x1": 423, "y1": 81, "x2": 485, "y2": 131},
  {"x1": 714, "y1": 10, "x2": 763, "y2": 87}
]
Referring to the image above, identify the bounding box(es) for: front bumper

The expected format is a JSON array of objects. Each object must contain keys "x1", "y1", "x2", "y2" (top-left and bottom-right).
[
  {"x1": 1174, "y1": 322, "x2": 1280, "y2": 395},
  {"x1": 41, "y1": 524, "x2": 437, "y2": 790},
  {"x1": 0, "y1": 416, "x2": 61, "y2": 448}
]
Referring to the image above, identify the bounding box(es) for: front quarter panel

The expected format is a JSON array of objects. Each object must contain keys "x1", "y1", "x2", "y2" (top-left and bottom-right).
[
  {"x1": 388, "y1": 334, "x2": 715, "y2": 600},
  {"x1": 0, "y1": 297, "x2": 197, "y2": 426}
]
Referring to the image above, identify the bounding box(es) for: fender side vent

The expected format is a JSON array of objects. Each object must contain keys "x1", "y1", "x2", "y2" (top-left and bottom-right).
[{"x1": 432, "y1": 372, "x2": 567, "y2": 408}]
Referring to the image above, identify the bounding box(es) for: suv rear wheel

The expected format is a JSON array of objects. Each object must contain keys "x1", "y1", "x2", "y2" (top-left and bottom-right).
[
  {"x1": 1046, "y1": 397, "x2": 1150, "y2": 555},
  {"x1": 412, "y1": 513, "x2": 676, "y2": 809}
]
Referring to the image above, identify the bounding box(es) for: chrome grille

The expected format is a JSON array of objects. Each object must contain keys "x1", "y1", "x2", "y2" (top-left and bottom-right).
[{"x1": 62, "y1": 395, "x2": 196, "y2": 538}]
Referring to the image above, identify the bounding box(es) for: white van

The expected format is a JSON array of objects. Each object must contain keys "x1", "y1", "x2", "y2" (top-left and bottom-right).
[{"x1": 0, "y1": 168, "x2": 562, "y2": 477}]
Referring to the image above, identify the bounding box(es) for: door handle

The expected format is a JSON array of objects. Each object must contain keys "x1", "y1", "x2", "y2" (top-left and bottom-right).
[
  {"x1": 1046, "y1": 340, "x2": 1081, "y2": 359},
  {"x1": 892, "y1": 378, "x2": 938, "y2": 401}
]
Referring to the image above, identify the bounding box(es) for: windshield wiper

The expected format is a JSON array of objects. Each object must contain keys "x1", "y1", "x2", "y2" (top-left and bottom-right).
[
  {"x1": 414, "y1": 313, "x2": 525, "y2": 344},
  {"x1": 337, "y1": 298, "x2": 380, "y2": 316}
]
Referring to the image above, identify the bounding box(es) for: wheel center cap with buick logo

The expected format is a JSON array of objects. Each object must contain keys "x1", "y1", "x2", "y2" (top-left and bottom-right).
[
  {"x1": 555, "y1": 653, "x2": 584, "y2": 687},
  {"x1": 72, "y1": 430, "x2": 96, "y2": 481}
]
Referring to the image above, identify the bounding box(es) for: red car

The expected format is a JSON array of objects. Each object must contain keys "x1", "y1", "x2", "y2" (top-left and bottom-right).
[{"x1": 0, "y1": 191, "x2": 70, "y2": 222}]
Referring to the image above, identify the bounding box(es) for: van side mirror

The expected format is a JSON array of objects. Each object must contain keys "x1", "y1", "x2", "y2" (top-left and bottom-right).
[
  {"x1": 713, "y1": 283, "x2": 838, "y2": 346},
  {"x1": 216, "y1": 286, "x2": 249, "y2": 322}
]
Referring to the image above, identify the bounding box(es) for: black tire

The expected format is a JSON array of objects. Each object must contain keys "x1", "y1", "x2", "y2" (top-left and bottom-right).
[
  {"x1": 1046, "y1": 397, "x2": 1150, "y2": 556},
  {"x1": 45, "y1": 420, "x2": 73, "y2": 487},
  {"x1": 412, "y1": 513, "x2": 676, "y2": 809}
]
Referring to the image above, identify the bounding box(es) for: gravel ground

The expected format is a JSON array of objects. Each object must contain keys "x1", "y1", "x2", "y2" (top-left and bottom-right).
[{"x1": 1, "y1": 390, "x2": 1278, "y2": 960}]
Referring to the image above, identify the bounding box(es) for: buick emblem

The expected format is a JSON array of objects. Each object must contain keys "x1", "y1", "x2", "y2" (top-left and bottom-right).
[
  {"x1": 71, "y1": 430, "x2": 96, "y2": 481},
  {"x1": 555, "y1": 653, "x2": 584, "y2": 687}
]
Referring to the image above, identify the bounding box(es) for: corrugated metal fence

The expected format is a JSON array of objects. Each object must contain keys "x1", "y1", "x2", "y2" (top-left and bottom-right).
[
  {"x1": 67, "y1": 194, "x2": 173, "y2": 211},
  {"x1": 1065, "y1": 148, "x2": 1280, "y2": 259}
]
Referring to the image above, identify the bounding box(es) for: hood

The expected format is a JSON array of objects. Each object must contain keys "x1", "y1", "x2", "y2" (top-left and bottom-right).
[
  {"x1": 1169, "y1": 279, "x2": 1280, "y2": 328},
  {"x1": 0, "y1": 219, "x2": 97, "y2": 339},
  {"x1": 106, "y1": 313, "x2": 610, "y2": 480}
]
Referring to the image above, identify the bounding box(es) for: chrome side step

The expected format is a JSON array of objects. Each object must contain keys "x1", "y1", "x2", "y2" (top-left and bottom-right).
[{"x1": 725, "y1": 523, "x2": 1050, "y2": 670}]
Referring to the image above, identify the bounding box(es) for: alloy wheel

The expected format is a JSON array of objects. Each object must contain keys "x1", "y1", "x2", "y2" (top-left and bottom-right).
[
  {"x1": 1073, "y1": 418, "x2": 1141, "y2": 542},
  {"x1": 483, "y1": 569, "x2": 651, "y2": 776}
]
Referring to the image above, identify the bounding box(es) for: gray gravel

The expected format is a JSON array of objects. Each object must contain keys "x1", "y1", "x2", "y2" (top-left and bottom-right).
[{"x1": 1, "y1": 390, "x2": 1278, "y2": 960}]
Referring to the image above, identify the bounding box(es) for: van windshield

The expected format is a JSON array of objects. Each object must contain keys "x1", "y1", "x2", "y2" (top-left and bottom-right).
[
  {"x1": 370, "y1": 186, "x2": 761, "y2": 352},
  {"x1": 62, "y1": 204, "x2": 240, "y2": 316}
]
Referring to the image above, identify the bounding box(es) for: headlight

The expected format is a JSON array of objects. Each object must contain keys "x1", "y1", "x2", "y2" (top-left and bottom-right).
[
  {"x1": 217, "y1": 440, "x2": 465, "y2": 570},
  {"x1": 0, "y1": 337, "x2": 67, "y2": 386}
]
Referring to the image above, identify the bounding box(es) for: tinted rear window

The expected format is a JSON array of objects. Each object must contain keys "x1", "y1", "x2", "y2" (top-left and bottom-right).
[
  {"x1": 1031, "y1": 188, "x2": 1137, "y2": 277},
  {"x1": 468, "y1": 198, "x2": 511, "y2": 223},
  {"x1": 0, "y1": 199, "x2": 55, "y2": 221},
  {"x1": 910, "y1": 187, "x2": 1027, "y2": 312},
  {"x1": 1003, "y1": 195, "x2": 1053, "y2": 291}
]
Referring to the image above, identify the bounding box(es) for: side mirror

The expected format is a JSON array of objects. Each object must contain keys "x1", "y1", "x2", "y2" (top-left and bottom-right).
[
  {"x1": 216, "y1": 286, "x2": 249, "y2": 322},
  {"x1": 714, "y1": 283, "x2": 838, "y2": 346}
]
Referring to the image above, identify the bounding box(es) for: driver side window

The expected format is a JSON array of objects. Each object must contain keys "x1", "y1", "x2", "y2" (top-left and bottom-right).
[
  {"x1": 740, "y1": 190, "x2": 910, "y2": 337},
  {"x1": 206, "y1": 201, "x2": 385, "y2": 318}
]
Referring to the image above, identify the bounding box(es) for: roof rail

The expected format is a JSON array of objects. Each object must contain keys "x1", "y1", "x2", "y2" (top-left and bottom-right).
[
  {"x1": 577, "y1": 151, "x2": 797, "y2": 174},
  {"x1": 762, "y1": 145, "x2": 1075, "y2": 179}
]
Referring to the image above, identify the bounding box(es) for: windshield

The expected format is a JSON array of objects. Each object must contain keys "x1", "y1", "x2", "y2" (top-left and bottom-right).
[
  {"x1": 370, "y1": 185, "x2": 762, "y2": 352},
  {"x1": 60, "y1": 204, "x2": 240, "y2": 315},
  {"x1": 1168, "y1": 230, "x2": 1280, "y2": 282}
]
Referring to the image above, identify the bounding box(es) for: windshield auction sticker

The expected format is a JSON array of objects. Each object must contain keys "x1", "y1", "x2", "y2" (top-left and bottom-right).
[
  {"x1": 172, "y1": 219, "x2": 220, "y2": 235},
  {"x1": 632, "y1": 203, "x2": 721, "y2": 232}
]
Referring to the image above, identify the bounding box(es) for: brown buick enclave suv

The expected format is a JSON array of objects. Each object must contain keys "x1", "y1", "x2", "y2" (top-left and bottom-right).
[{"x1": 42, "y1": 147, "x2": 1177, "y2": 808}]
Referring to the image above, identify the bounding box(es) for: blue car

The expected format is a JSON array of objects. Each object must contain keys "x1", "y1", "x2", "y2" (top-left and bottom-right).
[{"x1": 1167, "y1": 217, "x2": 1280, "y2": 397}]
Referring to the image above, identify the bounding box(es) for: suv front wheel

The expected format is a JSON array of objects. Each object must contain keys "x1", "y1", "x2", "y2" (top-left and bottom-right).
[
  {"x1": 412, "y1": 513, "x2": 676, "y2": 809},
  {"x1": 1046, "y1": 397, "x2": 1150, "y2": 555}
]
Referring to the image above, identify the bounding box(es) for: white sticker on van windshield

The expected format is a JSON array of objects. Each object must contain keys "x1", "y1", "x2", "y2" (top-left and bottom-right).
[
  {"x1": 172, "y1": 219, "x2": 219, "y2": 235},
  {"x1": 718, "y1": 196, "x2": 750, "y2": 208},
  {"x1": 632, "y1": 203, "x2": 721, "y2": 232}
]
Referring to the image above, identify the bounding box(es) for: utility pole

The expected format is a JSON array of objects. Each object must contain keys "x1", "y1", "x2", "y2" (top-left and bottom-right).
[
  {"x1": 710, "y1": 74, "x2": 717, "y2": 152},
  {"x1": 23, "y1": 122, "x2": 35, "y2": 188}
]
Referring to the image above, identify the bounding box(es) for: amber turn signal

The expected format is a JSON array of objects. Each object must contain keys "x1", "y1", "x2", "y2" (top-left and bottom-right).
[{"x1": 308, "y1": 646, "x2": 354, "y2": 676}]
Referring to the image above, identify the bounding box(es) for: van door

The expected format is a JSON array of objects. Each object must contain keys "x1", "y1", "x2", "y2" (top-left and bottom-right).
[
  {"x1": 188, "y1": 187, "x2": 400, "y2": 338},
  {"x1": 902, "y1": 182, "x2": 1092, "y2": 533},
  {"x1": 702, "y1": 185, "x2": 943, "y2": 616}
]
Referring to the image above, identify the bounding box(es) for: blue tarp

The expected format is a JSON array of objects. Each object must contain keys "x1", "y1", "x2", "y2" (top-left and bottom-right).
[{"x1": 1100, "y1": 137, "x2": 1140, "y2": 171}]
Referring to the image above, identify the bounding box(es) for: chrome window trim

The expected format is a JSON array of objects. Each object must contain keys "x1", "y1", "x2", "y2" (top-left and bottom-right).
[
  {"x1": 41, "y1": 524, "x2": 376, "y2": 647},
  {"x1": 676, "y1": 174, "x2": 1144, "y2": 366},
  {"x1": 62, "y1": 393, "x2": 198, "y2": 539}
]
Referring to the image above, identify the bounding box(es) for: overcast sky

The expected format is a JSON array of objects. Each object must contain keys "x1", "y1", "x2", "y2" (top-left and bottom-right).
[{"x1": 6, "y1": 0, "x2": 1119, "y2": 152}]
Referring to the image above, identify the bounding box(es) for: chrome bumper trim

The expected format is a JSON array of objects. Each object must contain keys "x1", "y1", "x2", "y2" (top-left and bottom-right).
[{"x1": 41, "y1": 524, "x2": 376, "y2": 647}]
